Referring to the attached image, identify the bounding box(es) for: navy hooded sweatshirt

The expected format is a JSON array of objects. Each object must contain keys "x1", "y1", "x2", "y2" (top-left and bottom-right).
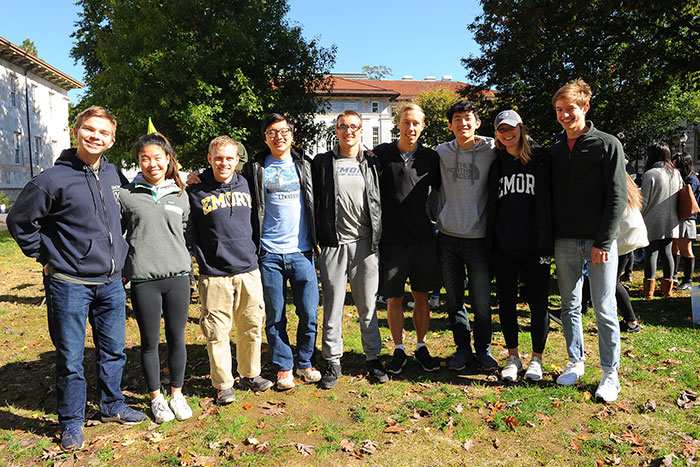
[
  {"x1": 186, "y1": 168, "x2": 258, "y2": 276},
  {"x1": 7, "y1": 148, "x2": 128, "y2": 283}
]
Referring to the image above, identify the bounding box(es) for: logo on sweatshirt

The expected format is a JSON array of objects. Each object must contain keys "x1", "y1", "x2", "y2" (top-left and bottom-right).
[
  {"x1": 112, "y1": 185, "x2": 121, "y2": 204},
  {"x1": 498, "y1": 173, "x2": 535, "y2": 198},
  {"x1": 447, "y1": 162, "x2": 480, "y2": 181},
  {"x1": 201, "y1": 191, "x2": 252, "y2": 215}
]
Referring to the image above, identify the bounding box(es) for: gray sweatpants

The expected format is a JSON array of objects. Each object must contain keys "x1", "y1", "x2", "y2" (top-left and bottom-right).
[{"x1": 318, "y1": 237, "x2": 382, "y2": 364}]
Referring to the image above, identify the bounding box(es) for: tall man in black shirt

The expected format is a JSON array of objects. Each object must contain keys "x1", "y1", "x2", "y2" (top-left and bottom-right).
[{"x1": 373, "y1": 103, "x2": 442, "y2": 374}]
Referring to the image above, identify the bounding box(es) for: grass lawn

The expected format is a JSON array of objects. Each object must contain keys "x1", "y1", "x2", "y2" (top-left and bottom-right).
[{"x1": 1, "y1": 228, "x2": 699, "y2": 466}]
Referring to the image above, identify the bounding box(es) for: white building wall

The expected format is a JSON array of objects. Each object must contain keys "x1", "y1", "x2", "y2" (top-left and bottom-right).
[
  {"x1": 310, "y1": 96, "x2": 396, "y2": 155},
  {"x1": 0, "y1": 57, "x2": 72, "y2": 200}
]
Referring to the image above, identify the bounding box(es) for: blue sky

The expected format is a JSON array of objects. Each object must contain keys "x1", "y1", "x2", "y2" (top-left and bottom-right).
[{"x1": 0, "y1": 0, "x2": 483, "y2": 103}]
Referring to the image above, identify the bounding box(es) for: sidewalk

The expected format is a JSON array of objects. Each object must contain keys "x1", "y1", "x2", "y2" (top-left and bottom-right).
[{"x1": 0, "y1": 213, "x2": 7, "y2": 231}]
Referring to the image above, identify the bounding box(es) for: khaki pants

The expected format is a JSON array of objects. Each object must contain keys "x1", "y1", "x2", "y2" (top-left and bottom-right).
[{"x1": 198, "y1": 270, "x2": 264, "y2": 389}]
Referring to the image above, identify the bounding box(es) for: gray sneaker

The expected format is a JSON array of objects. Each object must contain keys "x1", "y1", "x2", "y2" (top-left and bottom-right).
[{"x1": 215, "y1": 387, "x2": 236, "y2": 405}]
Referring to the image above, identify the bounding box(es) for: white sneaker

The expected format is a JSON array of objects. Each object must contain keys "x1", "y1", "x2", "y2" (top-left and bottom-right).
[
  {"x1": 276, "y1": 370, "x2": 296, "y2": 390},
  {"x1": 556, "y1": 361, "x2": 585, "y2": 386},
  {"x1": 595, "y1": 369, "x2": 621, "y2": 402},
  {"x1": 501, "y1": 355, "x2": 523, "y2": 382},
  {"x1": 151, "y1": 395, "x2": 175, "y2": 424},
  {"x1": 524, "y1": 356, "x2": 543, "y2": 381},
  {"x1": 169, "y1": 393, "x2": 192, "y2": 421},
  {"x1": 295, "y1": 367, "x2": 321, "y2": 383},
  {"x1": 407, "y1": 300, "x2": 415, "y2": 308}
]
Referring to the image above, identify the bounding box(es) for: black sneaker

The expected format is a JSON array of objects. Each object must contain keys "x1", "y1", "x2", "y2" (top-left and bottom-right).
[
  {"x1": 677, "y1": 281, "x2": 693, "y2": 291},
  {"x1": 366, "y1": 359, "x2": 389, "y2": 384},
  {"x1": 239, "y1": 375, "x2": 273, "y2": 392},
  {"x1": 548, "y1": 308, "x2": 562, "y2": 326},
  {"x1": 385, "y1": 348, "x2": 407, "y2": 375},
  {"x1": 60, "y1": 426, "x2": 84, "y2": 451},
  {"x1": 619, "y1": 320, "x2": 642, "y2": 333},
  {"x1": 320, "y1": 363, "x2": 342, "y2": 390},
  {"x1": 414, "y1": 346, "x2": 440, "y2": 372}
]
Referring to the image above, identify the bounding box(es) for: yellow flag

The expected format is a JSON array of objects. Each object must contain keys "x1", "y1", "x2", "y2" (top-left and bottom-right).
[{"x1": 147, "y1": 117, "x2": 158, "y2": 134}]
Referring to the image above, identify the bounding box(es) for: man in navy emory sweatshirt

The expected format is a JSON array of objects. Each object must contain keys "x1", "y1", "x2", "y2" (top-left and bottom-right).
[
  {"x1": 187, "y1": 136, "x2": 272, "y2": 404},
  {"x1": 7, "y1": 106, "x2": 146, "y2": 451}
]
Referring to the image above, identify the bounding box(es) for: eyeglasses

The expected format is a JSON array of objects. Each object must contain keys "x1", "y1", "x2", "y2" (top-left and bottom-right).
[
  {"x1": 265, "y1": 128, "x2": 292, "y2": 138},
  {"x1": 337, "y1": 124, "x2": 361, "y2": 133}
]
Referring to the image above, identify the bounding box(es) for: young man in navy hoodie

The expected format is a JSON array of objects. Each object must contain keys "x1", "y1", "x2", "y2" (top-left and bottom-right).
[
  {"x1": 187, "y1": 136, "x2": 273, "y2": 405},
  {"x1": 7, "y1": 106, "x2": 147, "y2": 451}
]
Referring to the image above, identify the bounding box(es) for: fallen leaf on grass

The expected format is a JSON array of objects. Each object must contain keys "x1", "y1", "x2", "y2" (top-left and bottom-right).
[
  {"x1": 462, "y1": 439, "x2": 475, "y2": 451},
  {"x1": 621, "y1": 431, "x2": 645, "y2": 446},
  {"x1": 604, "y1": 454, "x2": 621, "y2": 465},
  {"x1": 242, "y1": 402, "x2": 253, "y2": 410},
  {"x1": 193, "y1": 456, "x2": 219, "y2": 466},
  {"x1": 677, "y1": 390, "x2": 699, "y2": 409},
  {"x1": 503, "y1": 415, "x2": 519, "y2": 431},
  {"x1": 245, "y1": 436, "x2": 259, "y2": 446},
  {"x1": 361, "y1": 439, "x2": 378, "y2": 455},
  {"x1": 453, "y1": 403, "x2": 464, "y2": 413},
  {"x1": 121, "y1": 439, "x2": 135, "y2": 447},
  {"x1": 199, "y1": 397, "x2": 214, "y2": 408},
  {"x1": 296, "y1": 443, "x2": 314, "y2": 456},
  {"x1": 493, "y1": 438, "x2": 500, "y2": 449},
  {"x1": 384, "y1": 425, "x2": 403, "y2": 434},
  {"x1": 85, "y1": 419, "x2": 101, "y2": 427},
  {"x1": 306, "y1": 425, "x2": 322, "y2": 435},
  {"x1": 661, "y1": 359, "x2": 682, "y2": 367},
  {"x1": 571, "y1": 439, "x2": 582, "y2": 453},
  {"x1": 258, "y1": 420, "x2": 266, "y2": 429},
  {"x1": 582, "y1": 391, "x2": 592, "y2": 401},
  {"x1": 536, "y1": 413, "x2": 551, "y2": 424},
  {"x1": 145, "y1": 431, "x2": 165, "y2": 444},
  {"x1": 208, "y1": 438, "x2": 233, "y2": 450},
  {"x1": 263, "y1": 407, "x2": 285, "y2": 416},
  {"x1": 642, "y1": 399, "x2": 657, "y2": 412}
]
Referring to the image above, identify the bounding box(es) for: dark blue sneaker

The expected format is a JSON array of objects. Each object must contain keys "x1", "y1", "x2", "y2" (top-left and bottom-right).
[
  {"x1": 476, "y1": 353, "x2": 498, "y2": 372},
  {"x1": 448, "y1": 348, "x2": 474, "y2": 371},
  {"x1": 60, "y1": 426, "x2": 84, "y2": 451},
  {"x1": 101, "y1": 403, "x2": 148, "y2": 425}
]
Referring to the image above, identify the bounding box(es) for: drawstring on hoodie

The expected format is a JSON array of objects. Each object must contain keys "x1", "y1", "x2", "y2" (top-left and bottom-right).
[{"x1": 83, "y1": 166, "x2": 99, "y2": 212}]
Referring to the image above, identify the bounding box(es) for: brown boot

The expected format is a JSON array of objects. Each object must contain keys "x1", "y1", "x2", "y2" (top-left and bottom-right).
[
  {"x1": 643, "y1": 279, "x2": 656, "y2": 298},
  {"x1": 660, "y1": 278, "x2": 674, "y2": 297}
]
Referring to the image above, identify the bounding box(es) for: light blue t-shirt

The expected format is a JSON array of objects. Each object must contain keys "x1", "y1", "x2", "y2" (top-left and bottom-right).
[{"x1": 261, "y1": 155, "x2": 312, "y2": 253}]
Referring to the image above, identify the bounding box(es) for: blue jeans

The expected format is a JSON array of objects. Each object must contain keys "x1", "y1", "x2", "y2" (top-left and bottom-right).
[
  {"x1": 44, "y1": 276, "x2": 127, "y2": 430},
  {"x1": 259, "y1": 250, "x2": 319, "y2": 371},
  {"x1": 554, "y1": 238, "x2": 620, "y2": 371},
  {"x1": 437, "y1": 234, "x2": 492, "y2": 355}
]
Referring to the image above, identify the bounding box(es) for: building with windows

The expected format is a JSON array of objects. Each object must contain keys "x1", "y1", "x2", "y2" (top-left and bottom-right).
[
  {"x1": 309, "y1": 73, "x2": 468, "y2": 154},
  {"x1": 0, "y1": 36, "x2": 83, "y2": 201}
]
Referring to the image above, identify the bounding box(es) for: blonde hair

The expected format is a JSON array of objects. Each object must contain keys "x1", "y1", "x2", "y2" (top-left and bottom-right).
[
  {"x1": 552, "y1": 79, "x2": 592, "y2": 108},
  {"x1": 337, "y1": 110, "x2": 362, "y2": 126},
  {"x1": 74, "y1": 106, "x2": 117, "y2": 137},
  {"x1": 626, "y1": 173, "x2": 642, "y2": 210},
  {"x1": 495, "y1": 124, "x2": 533, "y2": 164},
  {"x1": 395, "y1": 103, "x2": 424, "y2": 125},
  {"x1": 208, "y1": 135, "x2": 238, "y2": 155}
]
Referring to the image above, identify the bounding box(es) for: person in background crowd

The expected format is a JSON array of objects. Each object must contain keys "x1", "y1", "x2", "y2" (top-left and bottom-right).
[
  {"x1": 671, "y1": 152, "x2": 700, "y2": 291},
  {"x1": 120, "y1": 133, "x2": 193, "y2": 423},
  {"x1": 486, "y1": 110, "x2": 553, "y2": 382},
  {"x1": 7, "y1": 106, "x2": 147, "y2": 451},
  {"x1": 641, "y1": 142, "x2": 683, "y2": 298}
]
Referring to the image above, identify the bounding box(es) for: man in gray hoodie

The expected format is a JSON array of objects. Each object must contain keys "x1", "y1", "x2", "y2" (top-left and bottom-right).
[{"x1": 436, "y1": 100, "x2": 498, "y2": 372}]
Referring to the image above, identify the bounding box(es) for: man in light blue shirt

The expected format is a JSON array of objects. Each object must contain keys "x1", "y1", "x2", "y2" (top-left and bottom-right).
[{"x1": 242, "y1": 113, "x2": 319, "y2": 390}]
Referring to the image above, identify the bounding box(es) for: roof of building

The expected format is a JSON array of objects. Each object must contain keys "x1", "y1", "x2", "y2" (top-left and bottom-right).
[
  {"x1": 0, "y1": 36, "x2": 84, "y2": 91},
  {"x1": 318, "y1": 76, "x2": 400, "y2": 98},
  {"x1": 366, "y1": 79, "x2": 468, "y2": 101}
]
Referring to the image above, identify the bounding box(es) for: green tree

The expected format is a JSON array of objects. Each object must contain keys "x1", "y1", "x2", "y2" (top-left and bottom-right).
[
  {"x1": 412, "y1": 87, "x2": 460, "y2": 148},
  {"x1": 462, "y1": 0, "x2": 700, "y2": 156},
  {"x1": 362, "y1": 65, "x2": 392, "y2": 80},
  {"x1": 71, "y1": 0, "x2": 335, "y2": 169},
  {"x1": 19, "y1": 39, "x2": 37, "y2": 56}
]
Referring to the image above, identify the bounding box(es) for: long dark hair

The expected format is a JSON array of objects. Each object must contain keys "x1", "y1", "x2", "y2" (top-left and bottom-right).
[
  {"x1": 643, "y1": 141, "x2": 674, "y2": 173},
  {"x1": 132, "y1": 133, "x2": 184, "y2": 194},
  {"x1": 672, "y1": 152, "x2": 695, "y2": 181}
]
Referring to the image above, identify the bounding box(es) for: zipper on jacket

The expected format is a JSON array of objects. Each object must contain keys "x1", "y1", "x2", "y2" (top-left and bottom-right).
[{"x1": 90, "y1": 166, "x2": 116, "y2": 278}]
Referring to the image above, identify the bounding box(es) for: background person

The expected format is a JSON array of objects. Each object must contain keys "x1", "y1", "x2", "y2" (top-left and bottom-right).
[
  {"x1": 671, "y1": 152, "x2": 700, "y2": 291},
  {"x1": 120, "y1": 133, "x2": 193, "y2": 423},
  {"x1": 641, "y1": 142, "x2": 683, "y2": 298}
]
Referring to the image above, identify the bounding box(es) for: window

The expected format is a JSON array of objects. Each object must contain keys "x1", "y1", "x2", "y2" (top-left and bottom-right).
[
  {"x1": 372, "y1": 127, "x2": 380, "y2": 147},
  {"x1": 371, "y1": 101, "x2": 380, "y2": 113},
  {"x1": 326, "y1": 136, "x2": 339, "y2": 151},
  {"x1": 31, "y1": 84, "x2": 38, "y2": 110},
  {"x1": 10, "y1": 75, "x2": 18, "y2": 107},
  {"x1": 14, "y1": 132, "x2": 22, "y2": 164},
  {"x1": 34, "y1": 136, "x2": 42, "y2": 162},
  {"x1": 49, "y1": 92, "x2": 56, "y2": 118}
]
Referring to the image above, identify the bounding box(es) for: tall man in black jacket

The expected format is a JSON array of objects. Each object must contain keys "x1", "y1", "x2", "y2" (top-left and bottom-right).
[
  {"x1": 550, "y1": 79, "x2": 626, "y2": 402},
  {"x1": 373, "y1": 103, "x2": 442, "y2": 374}
]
